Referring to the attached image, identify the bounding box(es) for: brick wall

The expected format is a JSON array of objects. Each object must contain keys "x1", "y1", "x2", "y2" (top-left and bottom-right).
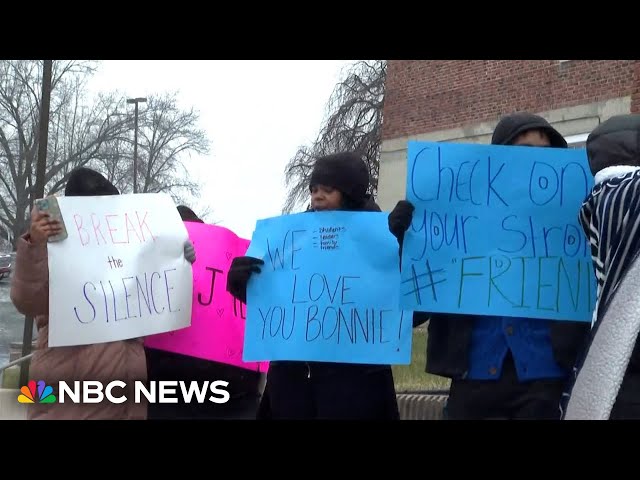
[
  {"x1": 382, "y1": 60, "x2": 638, "y2": 140},
  {"x1": 632, "y1": 61, "x2": 640, "y2": 114}
]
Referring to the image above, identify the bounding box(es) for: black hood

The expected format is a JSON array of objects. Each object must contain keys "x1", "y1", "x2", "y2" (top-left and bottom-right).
[
  {"x1": 65, "y1": 167, "x2": 119, "y2": 197},
  {"x1": 492, "y1": 112, "x2": 567, "y2": 148},
  {"x1": 586, "y1": 114, "x2": 640, "y2": 176}
]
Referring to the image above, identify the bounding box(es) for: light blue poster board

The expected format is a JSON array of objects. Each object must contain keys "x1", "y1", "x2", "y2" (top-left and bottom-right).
[
  {"x1": 243, "y1": 210, "x2": 413, "y2": 364},
  {"x1": 400, "y1": 141, "x2": 596, "y2": 322}
]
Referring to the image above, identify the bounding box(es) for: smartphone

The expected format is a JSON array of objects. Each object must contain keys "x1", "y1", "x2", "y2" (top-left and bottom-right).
[{"x1": 35, "y1": 196, "x2": 68, "y2": 242}]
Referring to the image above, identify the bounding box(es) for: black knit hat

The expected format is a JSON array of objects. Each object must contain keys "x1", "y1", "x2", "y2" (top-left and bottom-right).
[
  {"x1": 309, "y1": 152, "x2": 370, "y2": 204},
  {"x1": 64, "y1": 167, "x2": 120, "y2": 197},
  {"x1": 492, "y1": 112, "x2": 567, "y2": 148}
]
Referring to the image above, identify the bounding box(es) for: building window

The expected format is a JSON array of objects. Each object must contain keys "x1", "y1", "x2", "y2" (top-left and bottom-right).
[{"x1": 565, "y1": 133, "x2": 588, "y2": 149}]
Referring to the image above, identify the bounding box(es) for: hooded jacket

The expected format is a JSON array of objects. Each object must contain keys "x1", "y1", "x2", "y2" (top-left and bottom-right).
[
  {"x1": 563, "y1": 114, "x2": 640, "y2": 419},
  {"x1": 256, "y1": 152, "x2": 399, "y2": 420},
  {"x1": 422, "y1": 113, "x2": 589, "y2": 380}
]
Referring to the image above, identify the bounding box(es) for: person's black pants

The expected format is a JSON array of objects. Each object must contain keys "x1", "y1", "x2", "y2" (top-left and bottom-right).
[
  {"x1": 445, "y1": 353, "x2": 566, "y2": 420},
  {"x1": 145, "y1": 347, "x2": 262, "y2": 420},
  {"x1": 257, "y1": 361, "x2": 400, "y2": 420}
]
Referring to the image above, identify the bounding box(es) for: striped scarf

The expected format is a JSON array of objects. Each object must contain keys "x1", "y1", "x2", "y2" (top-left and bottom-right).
[
  {"x1": 581, "y1": 166, "x2": 640, "y2": 325},
  {"x1": 563, "y1": 165, "x2": 640, "y2": 419}
]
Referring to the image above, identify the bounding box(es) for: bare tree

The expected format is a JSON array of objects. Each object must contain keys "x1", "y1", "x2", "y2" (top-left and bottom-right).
[
  {"x1": 93, "y1": 132, "x2": 132, "y2": 190},
  {"x1": 0, "y1": 60, "x2": 129, "y2": 247},
  {"x1": 45, "y1": 91, "x2": 131, "y2": 195},
  {"x1": 97, "y1": 92, "x2": 211, "y2": 206},
  {"x1": 0, "y1": 61, "x2": 212, "y2": 248},
  {"x1": 136, "y1": 93, "x2": 210, "y2": 202},
  {"x1": 282, "y1": 60, "x2": 387, "y2": 213}
]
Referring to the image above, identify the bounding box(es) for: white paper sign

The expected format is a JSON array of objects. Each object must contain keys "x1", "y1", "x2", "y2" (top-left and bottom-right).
[{"x1": 47, "y1": 192, "x2": 193, "y2": 347}]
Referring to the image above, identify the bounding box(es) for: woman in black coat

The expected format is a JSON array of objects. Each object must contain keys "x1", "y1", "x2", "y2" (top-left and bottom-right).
[{"x1": 227, "y1": 152, "x2": 400, "y2": 420}]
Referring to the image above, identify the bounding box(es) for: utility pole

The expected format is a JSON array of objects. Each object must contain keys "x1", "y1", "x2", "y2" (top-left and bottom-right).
[
  {"x1": 126, "y1": 97, "x2": 147, "y2": 193},
  {"x1": 20, "y1": 59, "x2": 52, "y2": 387}
]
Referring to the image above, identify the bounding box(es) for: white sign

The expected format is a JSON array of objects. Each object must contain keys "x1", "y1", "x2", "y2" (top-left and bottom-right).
[{"x1": 47, "y1": 193, "x2": 193, "y2": 347}]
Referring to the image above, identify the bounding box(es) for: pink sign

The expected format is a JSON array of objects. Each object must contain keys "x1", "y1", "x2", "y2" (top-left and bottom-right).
[{"x1": 144, "y1": 222, "x2": 269, "y2": 373}]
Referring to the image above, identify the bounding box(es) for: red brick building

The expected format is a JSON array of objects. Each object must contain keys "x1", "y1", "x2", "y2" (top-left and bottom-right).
[{"x1": 377, "y1": 60, "x2": 640, "y2": 210}]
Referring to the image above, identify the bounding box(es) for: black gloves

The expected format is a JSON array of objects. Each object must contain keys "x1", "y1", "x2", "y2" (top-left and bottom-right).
[
  {"x1": 226, "y1": 256, "x2": 265, "y2": 304},
  {"x1": 388, "y1": 200, "x2": 415, "y2": 244}
]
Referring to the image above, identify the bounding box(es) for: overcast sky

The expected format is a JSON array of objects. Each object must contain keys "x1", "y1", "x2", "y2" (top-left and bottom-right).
[{"x1": 85, "y1": 60, "x2": 355, "y2": 239}]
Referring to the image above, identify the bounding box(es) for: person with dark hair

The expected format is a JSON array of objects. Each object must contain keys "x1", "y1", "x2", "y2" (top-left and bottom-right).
[
  {"x1": 10, "y1": 167, "x2": 195, "y2": 420},
  {"x1": 563, "y1": 114, "x2": 640, "y2": 419},
  {"x1": 176, "y1": 205, "x2": 202, "y2": 223},
  {"x1": 145, "y1": 205, "x2": 264, "y2": 420},
  {"x1": 64, "y1": 166, "x2": 121, "y2": 196},
  {"x1": 227, "y1": 152, "x2": 400, "y2": 420},
  {"x1": 387, "y1": 112, "x2": 590, "y2": 420}
]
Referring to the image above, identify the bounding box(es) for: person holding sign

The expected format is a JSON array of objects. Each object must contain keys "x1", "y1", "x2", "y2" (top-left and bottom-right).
[
  {"x1": 563, "y1": 114, "x2": 640, "y2": 419},
  {"x1": 145, "y1": 205, "x2": 263, "y2": 420},
  {"x1": 388, "y1": 113, "x2": 590, "y2": 420},
  {"x1": 227, "y1": 152, "x2": 400, "y2": 420},
  {"x1": 10, "y1": 167, "x2": 196, "y2": 420}
]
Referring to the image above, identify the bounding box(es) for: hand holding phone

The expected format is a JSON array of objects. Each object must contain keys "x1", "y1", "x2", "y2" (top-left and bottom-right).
[{"x1": 34, "y1": 196, "x2": 68, "y2": 242}]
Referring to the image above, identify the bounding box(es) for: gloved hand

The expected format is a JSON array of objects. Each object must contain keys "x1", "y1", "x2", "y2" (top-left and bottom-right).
[
  {"x1": 226, "y1": 256, "x2": 265, "y2": 304},
  {"x1": 184, "y1": 240, "x2": 196, "y2": 264},
  {"x1": 388, "y1": 200, "x2": 415, "y2": 243}
]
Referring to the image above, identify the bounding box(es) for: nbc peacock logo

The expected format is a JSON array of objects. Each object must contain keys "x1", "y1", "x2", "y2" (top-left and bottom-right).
[{"x1": 18, "y1": 380, "x2": 57, "y2": 404}]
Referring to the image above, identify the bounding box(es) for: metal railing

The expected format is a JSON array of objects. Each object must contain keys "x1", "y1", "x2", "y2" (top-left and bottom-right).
[{"x1": 0, "y1": 353, "x2": 33, "y2": 373}]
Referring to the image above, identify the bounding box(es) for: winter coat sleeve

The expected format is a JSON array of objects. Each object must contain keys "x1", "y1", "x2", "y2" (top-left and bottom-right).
[{"x1": 10, "y1": 233, "x2": 49, "y2": 319}]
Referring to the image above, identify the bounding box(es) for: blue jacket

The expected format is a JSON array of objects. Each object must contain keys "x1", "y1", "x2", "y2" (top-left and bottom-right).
[
  {"x1": 467, "y1": 316, "x2": 567, "y2": 381},
  {"x1": 412, "y1": 311, "x2": 589, "y2": 381}
]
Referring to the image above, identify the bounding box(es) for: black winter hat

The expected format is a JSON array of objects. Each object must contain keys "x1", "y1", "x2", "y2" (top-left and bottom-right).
[
  {"x1": 64, "y1": 167, "x2": 120, "y2": 197},
  {"x1": 586, "y1": 114, "x2": 640, "y2": 175},
  {"x1": 177, "y1": 205, "x2": 204, "y2": 223},
  {"x1": 492, "y1": 112, "x2": 567, "y2": 148},
  {"x1": 309, "y1": 152, "x2": 370, "y2": 204}
]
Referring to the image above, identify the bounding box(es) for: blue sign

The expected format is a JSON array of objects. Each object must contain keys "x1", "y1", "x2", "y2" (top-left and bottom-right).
[
  {"x1": 243, "y1": 211, "x2": 412, "y2": 364},
  {"x1": 400, "y1": 141, "x2": 597, "y2": 322}
]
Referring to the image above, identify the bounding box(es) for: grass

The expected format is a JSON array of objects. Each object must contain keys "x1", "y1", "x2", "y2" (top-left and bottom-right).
[
  {"x1": 392, "y1": 327, "x2": 451, "y2": 393},
  {"x1": 0, "y1": 365, "x2": 20, "y2": 389}
]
